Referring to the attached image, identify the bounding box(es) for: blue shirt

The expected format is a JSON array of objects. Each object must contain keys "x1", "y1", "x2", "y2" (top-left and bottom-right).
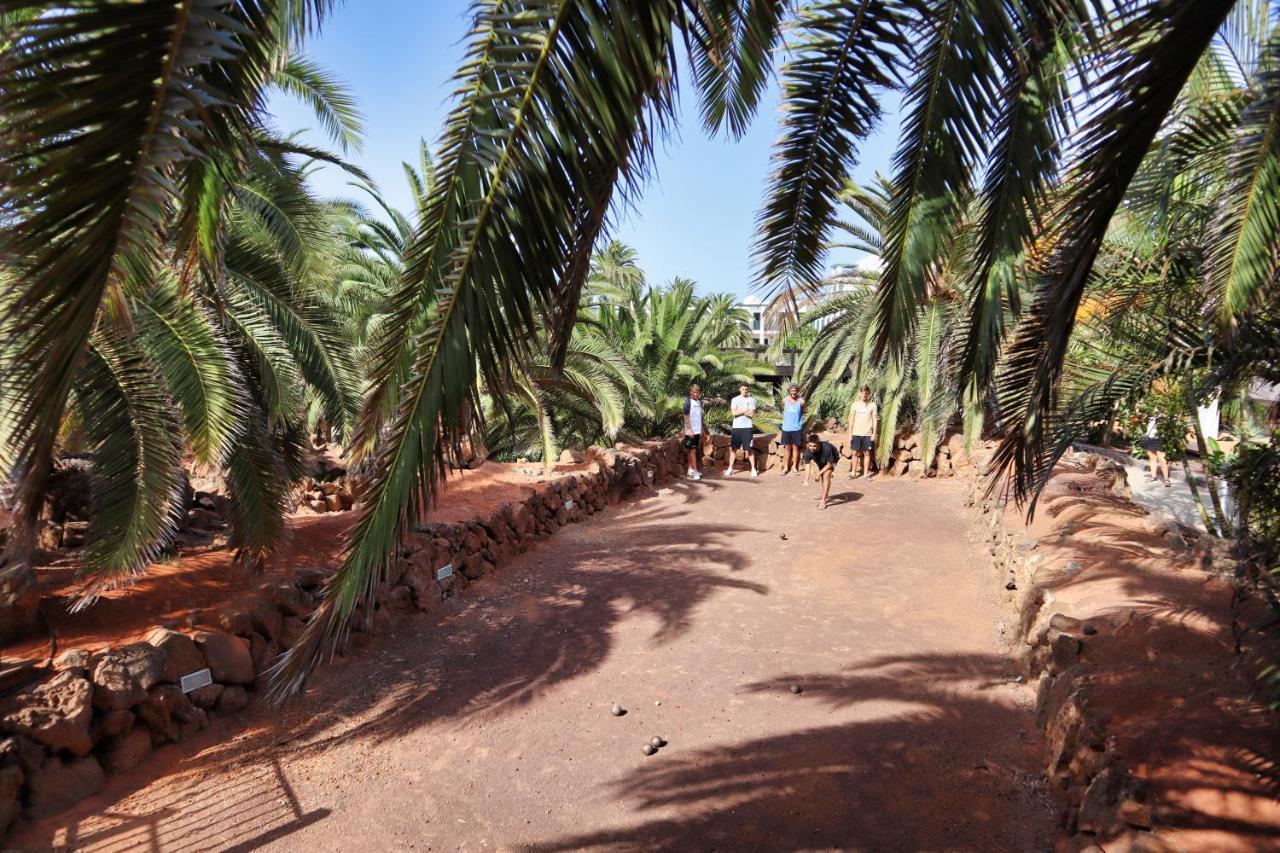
[{"x1": 782, "y1": 397, "x2": 804, "y2": 432}]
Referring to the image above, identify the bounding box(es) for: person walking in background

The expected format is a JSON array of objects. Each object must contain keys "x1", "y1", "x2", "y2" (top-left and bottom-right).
[
  {"x1": 779, "y1": 384, "x2": 805, "y2": 475},
  {"x1": 847, "y1": 385, "x2": 878, "y2": 479},
  {"x1": 803, "y1": 433, "x2": 839, "y2": 510},
  {"x1": 683, "y1": 384, "x2": 705, "y2": 481},
  {"x1": 726, "y1": 383, "x2": 759, "y2": 477},
  {"x1": 1142, "y1": 415, "x2": 1171, "y2": 487}
]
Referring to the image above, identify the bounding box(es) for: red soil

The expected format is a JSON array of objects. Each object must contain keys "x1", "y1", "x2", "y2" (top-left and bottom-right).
[
  {"x1": 1010, "y1": 470, "x2": 1280, "y2": 850},
  {"x1": 5, "y1": 461, "x2": 590, "y2": 664}
]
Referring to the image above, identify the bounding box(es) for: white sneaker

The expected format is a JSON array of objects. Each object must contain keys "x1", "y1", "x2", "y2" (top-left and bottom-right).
[
  {"x1": 750, "y1": 470, "x2": 758, "y2": 478},
  {"x1": 725, "y1": 468, "x2": 734, "y2": 477},
  {"x1": 686, "y1": 470, "x2": 696, "y2": 480},
  {"x1": 693, "y1": 471, "x2": 703, "y2": 480}
]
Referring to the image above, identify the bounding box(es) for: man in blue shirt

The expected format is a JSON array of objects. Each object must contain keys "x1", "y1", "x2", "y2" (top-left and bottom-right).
[{"x1": 779, "y1": 384, "x2": 805, "y2": 475}]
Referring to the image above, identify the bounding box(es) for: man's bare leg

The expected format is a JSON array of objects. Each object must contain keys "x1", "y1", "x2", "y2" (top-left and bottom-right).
[{"x1": 819, "y1": 468, "x2": 832, "y2": 509}]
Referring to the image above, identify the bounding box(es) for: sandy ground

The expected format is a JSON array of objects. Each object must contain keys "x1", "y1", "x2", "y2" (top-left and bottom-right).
[{"x1": 14, "y1": 472, "x2": 1059, "y2": 851}]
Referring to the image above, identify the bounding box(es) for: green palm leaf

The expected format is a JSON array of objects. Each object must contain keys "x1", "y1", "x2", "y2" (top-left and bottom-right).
[
  {"x1": 1207, "y1": 33, "x2": 1280, "y2": 319},
  {"x1": 271, "y1": 0, "x2": 686, "y2": 698},
  {"x1": 991, "y1": 0, "x2": 1236, "y2": 505},
  {"x1": 136, "y1": 280, "x2": 241, "y2": 466},
  {"x1": 72, "y1": 328, "x2": 185, "y2": 610},
  {"x1": 755, "y1": 0, "x2": 905, "y2": 306}
]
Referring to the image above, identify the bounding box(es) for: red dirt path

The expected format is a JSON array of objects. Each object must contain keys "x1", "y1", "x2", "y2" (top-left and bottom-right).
[{"x1": 13, "y1": 472, "x2": 1059, "y2": 850}]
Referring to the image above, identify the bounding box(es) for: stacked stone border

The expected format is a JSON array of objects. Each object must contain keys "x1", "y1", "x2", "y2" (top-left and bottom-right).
[
  {"x1": 963, "y1": 451, "x2": 1233, "y2": 848},
  {"x1": 0, "y1": 439, "x2": 688, "y2": 838}
]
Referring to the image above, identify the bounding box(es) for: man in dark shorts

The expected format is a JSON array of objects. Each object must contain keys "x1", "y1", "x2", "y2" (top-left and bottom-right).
[
  {"x1": 682, "y1": 384, "x2": 704, "y2": 480},
  {"x1": 779, "y1": 384, "x2": 805, "y2": 475},
  {"x1": 726, "y1": 383, "x2": 758, "y2": 477},
  {"x1": 803, "y1": 433, "x2": 839, "y2": 510}
]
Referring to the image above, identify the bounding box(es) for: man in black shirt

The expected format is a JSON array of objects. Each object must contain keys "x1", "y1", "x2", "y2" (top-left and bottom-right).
[{"x1": 803, "y1": 433, "x2": 839, "y2": 510}]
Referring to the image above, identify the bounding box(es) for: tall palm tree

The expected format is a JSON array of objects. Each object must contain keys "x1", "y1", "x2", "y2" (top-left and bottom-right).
[{"x1": 0, "y1": 1, "x2": 348, "y2": 635}]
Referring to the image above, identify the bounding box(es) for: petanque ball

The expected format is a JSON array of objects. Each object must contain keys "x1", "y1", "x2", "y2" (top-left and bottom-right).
[
  {"x1": 790, "y1": 684, "x2": 802, "y2": 694},
  {"x1": 642, "y1": 743, "x2": 656, "y2": 756},
  {"x1": 610, "y1": 703, "x2": 625, "y2": 716},
  {"x1": 650, "y1": 736, "x2": 663, "y2": 748}
]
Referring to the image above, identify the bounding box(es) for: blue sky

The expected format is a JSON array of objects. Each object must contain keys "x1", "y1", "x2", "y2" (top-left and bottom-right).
[{"x1": 266, "y1": 1, "x2": 900, "y2": 298}]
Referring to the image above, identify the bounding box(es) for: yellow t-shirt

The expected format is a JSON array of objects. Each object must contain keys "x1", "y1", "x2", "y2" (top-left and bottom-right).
[{"x1": 849, "y1": 400, "x2": 878, "y2": 438}]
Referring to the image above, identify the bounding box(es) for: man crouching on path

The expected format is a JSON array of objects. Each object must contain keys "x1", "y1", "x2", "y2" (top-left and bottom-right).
[{"x1": 803, "y1": 433, "x2": 839, "y2": 510}]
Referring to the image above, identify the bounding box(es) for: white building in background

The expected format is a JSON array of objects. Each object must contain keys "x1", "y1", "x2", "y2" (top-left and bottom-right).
[
  {"x1": 736, "y1": 256, "x2": 882, "y2": 343},
  {"x1": 738, "y1": 292, "x2": 779, "y2": 347}
]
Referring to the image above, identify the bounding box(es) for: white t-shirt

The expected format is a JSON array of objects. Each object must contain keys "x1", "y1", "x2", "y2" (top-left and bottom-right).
[
  {"x1": 684, "y1": 397, "x2": 703, "y2": 434},
  {"x1": 731, "y1": 395, "x2": 755, "y2": 429}
]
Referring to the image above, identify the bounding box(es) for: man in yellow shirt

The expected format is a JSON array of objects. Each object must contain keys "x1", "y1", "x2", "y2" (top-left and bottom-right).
[{"x1": 847, "y1": 385, "x2": 878, "y2": 479}]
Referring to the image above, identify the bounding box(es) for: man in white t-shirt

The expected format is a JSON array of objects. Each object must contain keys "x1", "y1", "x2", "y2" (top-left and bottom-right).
[
  {"x1": 726, "y1": 383, "x2": 758, "y2": 477},
  {"x1": 682, "y1": 384, "x2": 705, "y2": 480}
]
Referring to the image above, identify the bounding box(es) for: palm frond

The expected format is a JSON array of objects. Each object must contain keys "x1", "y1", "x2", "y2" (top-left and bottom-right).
[
  {"x1": 72, "y1": 328, "x2": 185, "y2": 610},
  {"x1": 135, "y1": 280, "x2": 241, "y2": 467},
  {"x1": 688, "y1": 0, "x2": 788, "y2": 138},
  {"x1": 990, "y1": 0, "x2": 1236, "y2": 507},
  {"x1": 1206, "y1": 31, "x2": 1280, "y2": 319},
  {"x1": 272, "y1": 54, "x2": 365, "y2": 152},
  {"x1": 754, "y1": 0, "x2": 905, "y2": 307},
  {"x1": 271, "y1": 0, "x2": 686, "y2": 699}
]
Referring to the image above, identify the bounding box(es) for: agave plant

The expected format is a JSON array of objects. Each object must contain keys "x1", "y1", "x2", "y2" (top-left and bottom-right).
[{"x1": 0, "y1": 1, "x2": 357, "y2": 631}]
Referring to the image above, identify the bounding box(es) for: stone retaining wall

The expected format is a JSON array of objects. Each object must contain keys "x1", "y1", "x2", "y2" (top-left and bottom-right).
[
  {"x1": 0, "y1": 439, "x2": 686, "y2": 837},
  {"x1": 964, "y1": 450, "x2": 1234, "y2": 849}
]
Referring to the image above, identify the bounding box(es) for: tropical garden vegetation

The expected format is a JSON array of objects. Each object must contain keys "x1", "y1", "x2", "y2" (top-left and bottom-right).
[{"x1": 1, "y1": 0, "x2": 1279, "y2": 701}]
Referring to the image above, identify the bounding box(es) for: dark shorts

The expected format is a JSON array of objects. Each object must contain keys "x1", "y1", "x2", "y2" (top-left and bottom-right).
[
  {"x1": 850, "y1": 434, "x2": 874, "y2": 453},
  {"x1": 1139, "y1": 437, "x2": 1163, "y2": 453},
  {"x1": 731, "y1": 427, "x2": 755, "y2": 451},
  {"x1": 780, "y1": 429, "x2": 804, "y2": 446},
  {"x1": 683, "y1": 433, "x2": 701, "y2": 450}
]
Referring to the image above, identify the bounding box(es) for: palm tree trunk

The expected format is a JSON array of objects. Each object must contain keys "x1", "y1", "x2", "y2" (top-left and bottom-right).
[
  {"x1": 537, "y1": 398, "x2": 557, "y2": 477},
  {"x1": 1179, "y1": 456, "x2": 1216, "y2": 535},
  {"x1": 0, "y1": 549, "x2": 41, "y2": 643},
  {"x1": 1184, "y1": 376, "x2": 1233, "y2": 537}
]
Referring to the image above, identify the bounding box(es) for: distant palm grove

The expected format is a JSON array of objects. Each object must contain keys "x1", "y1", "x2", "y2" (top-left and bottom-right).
[{"x1": 2, "y1": 0, "x2": 1279, "y2": 697}]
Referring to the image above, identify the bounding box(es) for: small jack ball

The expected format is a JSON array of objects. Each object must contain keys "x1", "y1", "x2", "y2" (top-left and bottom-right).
[
  {"x1": 649, "y1": 736, "x2": 663, "y2": 748},
  {"x1": 610, "y1": 704, "x2": 624, "y2": 716},
  {"x1": 790, "y1": 684, "x2": 802, "y2": 694},
  {"x1": 642, "y1": 743, "x2": 656, "y2": 756}
]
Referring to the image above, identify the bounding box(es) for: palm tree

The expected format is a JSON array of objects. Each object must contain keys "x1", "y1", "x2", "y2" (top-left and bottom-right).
[
  {"x1": 483, "y1": 325, "x2": 639, "y2": 472},
  {"x1": 796, "y1": 179, "x2": 984, "y2": 471},
  {"x1": 588, "y1": 275, "x2": 767, "y2": 437},
  {"x1": 0, "y1": 1, "x2": 351, "y2": 635}
]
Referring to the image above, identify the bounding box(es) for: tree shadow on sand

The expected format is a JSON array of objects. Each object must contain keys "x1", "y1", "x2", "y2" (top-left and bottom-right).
[
  {"x1": 528, "y1": 652, "x2": 1062, "y2": 851},
  {"x1": 196, "y1": 493, "x2": 768, "y2": 764}
]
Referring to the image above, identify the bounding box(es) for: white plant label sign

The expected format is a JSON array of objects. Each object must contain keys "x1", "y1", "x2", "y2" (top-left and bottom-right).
[{"x1": 180, "y1": 668, "x2": 213, "y2": 694}]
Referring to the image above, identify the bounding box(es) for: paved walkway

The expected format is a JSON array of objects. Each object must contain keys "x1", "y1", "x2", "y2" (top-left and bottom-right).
[
  {"x1": 1075, "y1": 442, "x2": 1232, "y2": 534},
  {"x1": 17, "y1": 473, "x2": 1057, "y2": 851}
]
